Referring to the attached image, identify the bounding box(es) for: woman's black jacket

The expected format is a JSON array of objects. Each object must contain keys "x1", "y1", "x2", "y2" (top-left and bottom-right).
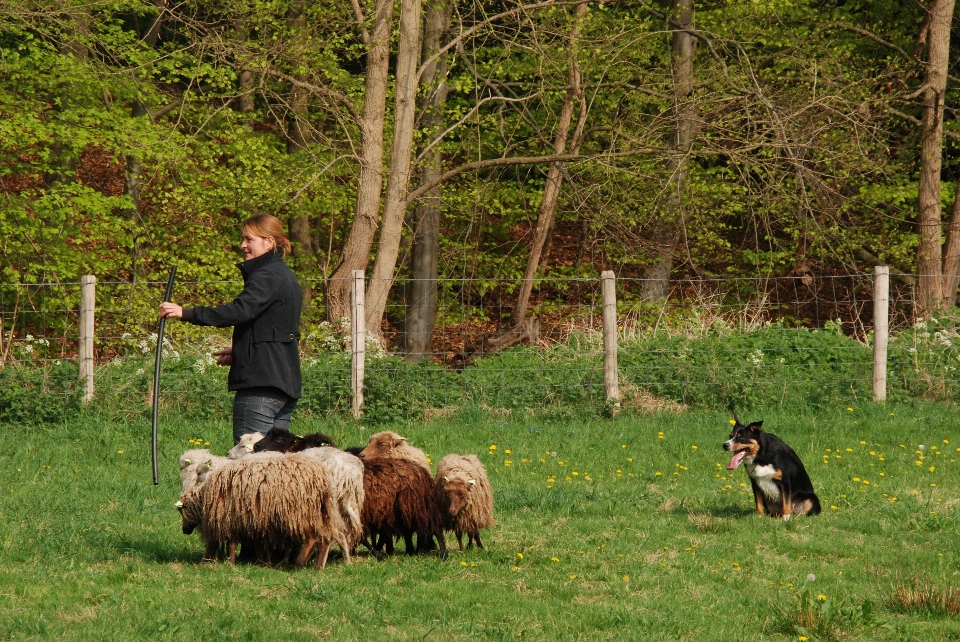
[{"x1": 181, "y1": 250, "x2": 302, "y2": 399}]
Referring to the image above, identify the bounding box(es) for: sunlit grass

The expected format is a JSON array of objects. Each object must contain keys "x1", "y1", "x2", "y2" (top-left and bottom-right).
[{"x1": 0, "y1": 403, "x2": 958, "y2": 639}]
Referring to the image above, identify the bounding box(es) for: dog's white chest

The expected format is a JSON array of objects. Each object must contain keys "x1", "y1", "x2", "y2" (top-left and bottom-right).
[{"x1": 745, "y1": 461, "x2": 781, "y2": 501}]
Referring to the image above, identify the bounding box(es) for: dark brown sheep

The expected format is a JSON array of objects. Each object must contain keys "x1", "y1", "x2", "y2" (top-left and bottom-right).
[
  {"x1": 253, "y1": 427, "x2": 338, "y2": 454},
  {"x1": 358, "y1": 457, "x2": 447, "y2": 561}
]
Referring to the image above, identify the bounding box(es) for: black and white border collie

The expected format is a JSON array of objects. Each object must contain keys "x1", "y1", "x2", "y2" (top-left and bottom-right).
[{"x1": 722, "y1": 418, "x2": 821, "y2": 520}]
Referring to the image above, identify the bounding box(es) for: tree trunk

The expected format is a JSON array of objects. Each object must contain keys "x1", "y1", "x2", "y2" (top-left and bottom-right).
[
  {"x1": 285, "y1": 6, "x2": 310, "y2": 154},
  {"x1": 326, "y1": 0, "x2": 395, "y2": 322},
  {"x1": 916, "y1": 0, "x2": 955, "y2": 315},
  {"x1": 404, "y1": 0, "x2": 451, "y2": 361},
  {"x1": 941, "y1": 180, "x2": 960, "y2": 305},
  {"x1": 284, "y1": 4, "x2": 315, "y2": 307},
  {"x1": 511, "y1": 2, "x2": 588, "y2": 326},
  {"x1": 640, "y1": 0, "x2": 696, "y2": 301},
  {"x1": 365, "y1": 0, "x2": 423, "y2": 336}
]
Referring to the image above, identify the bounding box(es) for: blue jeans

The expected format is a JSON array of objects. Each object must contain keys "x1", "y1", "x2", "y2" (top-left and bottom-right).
[{"x1": 232, "y1": 387, "x2": 298, "y2": 445}]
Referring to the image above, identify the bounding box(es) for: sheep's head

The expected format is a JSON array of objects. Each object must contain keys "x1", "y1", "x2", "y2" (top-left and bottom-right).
[
  {"x1": 359, "y1": 431, "x2": 407, "y2": 458},
  {"x1": 253, "y1": 427, "x2": 300, "y2": 453},
  {"x1": 228, "y1": 432, "x2": 264, "y2": 459},
  {"x1": 440, "y1": 475, "x2": 476, "y2": 517},
  {"x1": 176, "y1": 491, "x2": 202, "y2": 535}
]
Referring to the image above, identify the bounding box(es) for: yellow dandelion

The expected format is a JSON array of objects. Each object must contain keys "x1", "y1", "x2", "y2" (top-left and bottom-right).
[
  {"x1": 621, "y1": 444, "x2": 627, "y2": 448},
  {"x1": 847, "y1": 407, "x2": 853, "y2": 412},
  {"x1": 505, "y1": 449, "x2": 511, "y2": 454},
  {"x1": 572, "y1": 471, "x2": 579, "y2": 476},
  {"x1": 118, "y1": 450, "x2": 124, "y2": 454},
  {"x1": 489, "y1": 445, "x2": 497, "y2": 450},
  {"x1": 655, "y1": 472, "x2": 662, "y2": 476},
  {"x1": 551, "y1": 557, "x2": 559, "y2": 562},
  {"x1": 691, "y1": 445, "x2": 698, "y2": 450},
  {"x1": 830, "y1": 505, "x2": 837, "y2": 510},
  {"x1": 627, "y1": 457, "x2": 633, "y2": 462},
  {"x1": 929, "y1": 466, "x2": 935, "y2": 472},
  {"x1": 623, "y1": 575, "x2": 630, "y2": 582},
  {"x1": 729, "y1": 419, "x2": 736, "y2": 424},
  {"x1": 460, "y1": 561, "x2": 467, "y2": 566},
  {"x1": 570, "y1": 574, "x2": 576, "y2": 579}
]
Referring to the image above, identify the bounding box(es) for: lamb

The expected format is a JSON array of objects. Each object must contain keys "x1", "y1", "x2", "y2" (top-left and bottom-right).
[
  {"x1": 435, "y1": 454, "x2": 495, "y2": 550},
  {"x1": 299, "y1": 447, "x2": 365, "y2": 561},
  {"x1": 358, "y1": 456, "x2": 447, "y2": 561},
  {"x1": 253, "y1": 427, "x2": 337, "y2": 454},
  {"x1": 359, "y1": 431, "x2": 431, "y2": 473},
  {"x1": 197, "y1": 454, "x2": 339, "y2": 568},
  {"x1": 227, "y1": 432, "x2": 264, "y2": 459}
]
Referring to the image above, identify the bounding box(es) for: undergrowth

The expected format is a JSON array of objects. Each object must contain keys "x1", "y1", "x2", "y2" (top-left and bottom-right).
[{"x1": 3, "y1": 318, "x2": 960, "y2": 426}]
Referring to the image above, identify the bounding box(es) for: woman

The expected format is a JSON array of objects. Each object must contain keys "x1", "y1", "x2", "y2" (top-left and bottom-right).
[{"x1": 159, "y1": 213, "x2": 302, "y2": 445}]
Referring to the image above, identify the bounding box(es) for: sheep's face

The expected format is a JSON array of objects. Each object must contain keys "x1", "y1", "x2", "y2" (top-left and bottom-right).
[
  {"x1": 359, "y1": 432, "x2": 407, "y2": 459},
  {"x1": 176, "y1": 495, "x2": 201, "y2": 535},
  {"x1": 441, "y1": 476, "x2": 475, "y2": 517}
]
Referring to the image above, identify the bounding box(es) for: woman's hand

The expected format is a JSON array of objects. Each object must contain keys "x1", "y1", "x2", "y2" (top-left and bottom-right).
[
  {"x1": 159, "y1": 302, "x2": 183, "y2": 319},
  {"x1": 213, "y1": 347, "x2": 233, "y2": 366}
]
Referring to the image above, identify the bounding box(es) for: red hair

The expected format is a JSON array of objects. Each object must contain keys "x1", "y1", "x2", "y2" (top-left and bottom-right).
[{"x1": 242, "y1": 214, "x2": 291, "y2": 257}]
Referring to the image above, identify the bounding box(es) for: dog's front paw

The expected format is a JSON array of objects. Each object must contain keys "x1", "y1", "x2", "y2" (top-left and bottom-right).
[{"x1": 783, "y1": 514, "x2": 791, "y2": 522}]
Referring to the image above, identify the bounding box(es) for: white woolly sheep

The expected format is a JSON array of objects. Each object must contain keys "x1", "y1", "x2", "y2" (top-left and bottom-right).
[
  {"x1": 359, "y1": 431, "x2": 431, "y2": 473},
  {"x1": 194, "y1": 453, "x2": 231, "y2": 486},
  {"x1": 300, "y1": 447, "x2": 365, "y2": 561},
  {"x1": 179, "y1": 448, "x2": 213, "y2": 493},
  {"x1": 435, "y1": 454, "x2": 495, "y2": 550},
  {"x1": 227, "y1": 432, "x2": 264, "y2": 459},
  {"x1": 199, "y1": 454, "x2": 339, "y2": 568}
]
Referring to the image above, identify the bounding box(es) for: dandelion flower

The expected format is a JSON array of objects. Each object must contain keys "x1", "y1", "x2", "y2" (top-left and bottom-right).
[
  {"x1": 551, "y1": 557, "x2": 559, "y2": 562},
  {"x1": 570, "y1": 574, "x2": 576, "y2": 579},
  {"x1": 847, "y1": 407, "x2": 853, "y2": 412},
  {"x1": 691, "y1": 445, "x2": 698, "y2": 450},
  {"x1": 623, "y1": 575, "x2": 630, "y2": 582},
  {"x1": 818, "y1": 594, "x2": 827, "y2": 601}
]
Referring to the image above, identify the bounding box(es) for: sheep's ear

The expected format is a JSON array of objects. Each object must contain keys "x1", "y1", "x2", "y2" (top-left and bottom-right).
[
  {"x1": 392, "y1": 436, "x2": 407, "y2": 447},
  {"x1": 468, "y1": 479, "x2": 476, "y2": 485}
]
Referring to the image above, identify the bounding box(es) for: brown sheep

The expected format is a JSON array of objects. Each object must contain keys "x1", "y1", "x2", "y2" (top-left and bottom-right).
[
  {"x1": 358, "y1": 456, "x2": 447, "y2": 561},
  {"x1": 179, "y1": 448, "x2": 213, "y2": 493},
  {"x1": 359, "y1": 431, "x2": 431, "y2": 473},
  {"x1": 435, "y1": 454, "x2": 495, "y2": 550},
  {"x1": 199, "y1": 454, "x2": 340, "y2": 568}
]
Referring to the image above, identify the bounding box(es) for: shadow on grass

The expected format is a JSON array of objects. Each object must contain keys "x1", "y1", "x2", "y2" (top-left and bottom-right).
[{"x1": 115, "y1": 536, "x2": 206, "y2": 564}]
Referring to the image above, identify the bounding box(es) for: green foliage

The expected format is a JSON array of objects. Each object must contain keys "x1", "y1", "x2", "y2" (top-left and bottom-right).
[{"x1": 0, "y1": 360, "x2": 80, "y2": 424}]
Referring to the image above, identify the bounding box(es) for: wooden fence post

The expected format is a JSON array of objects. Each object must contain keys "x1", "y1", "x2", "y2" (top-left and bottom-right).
[
  {"x1": 600, "y1": 270, "x2": 620, "y2": 409},
  {"x1": 873, "y1": 266, "x2": 889, "y2": 402},
  {"x1": 79, "y1": 275, "x2": 96, "y2": 402},
  {"x1": 351, "y1": 270, "x2": 365, "y2": 419}
]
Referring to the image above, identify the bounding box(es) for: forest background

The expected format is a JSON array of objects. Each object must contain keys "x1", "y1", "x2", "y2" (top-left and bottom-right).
[{"x1": 4, "y1": 0, "x2": 960, "y2": 359}]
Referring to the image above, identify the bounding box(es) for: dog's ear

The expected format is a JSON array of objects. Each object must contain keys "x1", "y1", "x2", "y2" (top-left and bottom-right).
[{"x1": 747, "y1": 421, "x2": 763, "y2": 432}]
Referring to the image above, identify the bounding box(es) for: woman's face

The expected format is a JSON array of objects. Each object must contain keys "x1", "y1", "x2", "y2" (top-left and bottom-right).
[{"x1": 241, "y1": 230, "x2": 275, "y2": 261}]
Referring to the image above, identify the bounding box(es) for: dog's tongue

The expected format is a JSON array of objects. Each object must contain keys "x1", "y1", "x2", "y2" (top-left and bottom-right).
[{"x1": 727, "y1": 450, "x2": 747, "y2": 470}]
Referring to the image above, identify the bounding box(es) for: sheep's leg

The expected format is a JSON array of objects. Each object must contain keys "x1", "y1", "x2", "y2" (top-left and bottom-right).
[
  {"x1": 456, "y1": 531, "x2": 464, "y2": 551},
  {"x1": 315, "y1": 536, "x2": 331, "y2": 569},
  {"x1": 404, "y1": 531, "x2": 416, "y2": 555},
  {"x1": 295, "y1": 536, "x2": 317, "y2": 570},
  {"x1": 436, "y1": 530, "x2": 448, "y2": 561},
  {"x1": 473, "y1": 531, "x2": 484, "y2": 550},
  {"x1": 385, "y1": 535, "x2": 395, "y2": 556},
  {"x1": 201, "y1": 538, "x2": 221, "y2": 563},
  {"x1": 338, "y1": 535, "x2": 351, "y2": 564},
  {"x1": 227, "y1": 539, "x2": 238, "y2": 565}
]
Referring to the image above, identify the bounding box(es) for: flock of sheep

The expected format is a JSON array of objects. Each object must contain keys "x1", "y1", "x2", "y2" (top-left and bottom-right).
[{"x1": 175, "y1": 429, "x2": 495, "y2": 569}]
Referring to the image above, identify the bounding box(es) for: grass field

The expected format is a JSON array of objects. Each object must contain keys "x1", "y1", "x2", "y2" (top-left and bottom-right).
[{"x1": 1, "y1": 403, "x2": 958, "y2": 640}]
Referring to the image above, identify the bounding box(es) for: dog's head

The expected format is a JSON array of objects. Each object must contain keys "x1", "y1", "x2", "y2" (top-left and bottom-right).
[{"x1": 722, "y1": 418, "x2": 763, "y2": 470}]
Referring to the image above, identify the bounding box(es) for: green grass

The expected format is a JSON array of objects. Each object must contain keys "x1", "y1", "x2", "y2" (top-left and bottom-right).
[{"x1": 1, "y1": 403, "x2": 958, "y2": 640}]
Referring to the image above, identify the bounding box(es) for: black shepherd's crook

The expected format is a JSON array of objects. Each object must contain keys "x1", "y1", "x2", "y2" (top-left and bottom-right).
[{"x1": 152, "y1": 267, "x2": 177, "y2": 485}]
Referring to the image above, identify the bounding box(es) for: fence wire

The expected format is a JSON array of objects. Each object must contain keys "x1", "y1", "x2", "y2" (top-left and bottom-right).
[{"x1": 0, "y1": 272, "x2": 950, "y2": 421}]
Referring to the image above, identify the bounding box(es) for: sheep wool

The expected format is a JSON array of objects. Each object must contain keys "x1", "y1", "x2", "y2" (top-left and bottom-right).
[
  {"x1": 435, "y1": 454, "x2": 495, "y2": 551},
  {"x1": 359, "y1": 431, "x2": 431, "y2": 474},
  {"x1": 300, "y1": 447, "x2": 365, "y2": 560},
  {"x1": 360, "y1": 457, "x2": 447, "y2": 561},
  {"x1": 200, "y1": 454, "x2": 338, "y2": 568}
]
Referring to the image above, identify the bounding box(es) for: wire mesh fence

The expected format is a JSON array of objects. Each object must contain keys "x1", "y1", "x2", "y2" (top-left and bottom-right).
[{"x1": 1, "y1": 271, "x2": 953, "y2": 424}]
